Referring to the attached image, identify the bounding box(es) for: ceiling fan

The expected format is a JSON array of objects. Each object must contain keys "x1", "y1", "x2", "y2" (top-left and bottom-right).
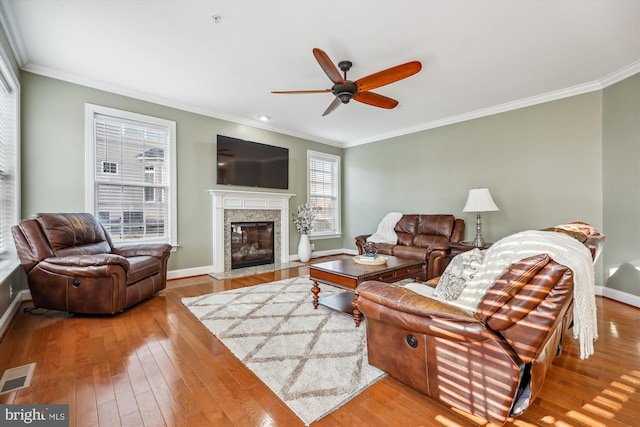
[{"x1": 272, "y1": 48, "x2": 422, "y2": 116}]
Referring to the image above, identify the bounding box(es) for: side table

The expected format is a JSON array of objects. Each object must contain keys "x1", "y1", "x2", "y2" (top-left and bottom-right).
[{"x1": 449, "y1": 241, "x2": 492, "y2": 257}]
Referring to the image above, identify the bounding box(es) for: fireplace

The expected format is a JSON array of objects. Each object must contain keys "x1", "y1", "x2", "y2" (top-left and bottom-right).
[
  {"x1": 208, "y1": 189, "x2": 295, "y2": 274},
  {"x1": 230, "y1": 221, "x2": 275, "y2": 269}
]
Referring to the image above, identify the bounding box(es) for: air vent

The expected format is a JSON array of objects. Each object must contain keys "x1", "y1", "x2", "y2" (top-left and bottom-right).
[{"x1": 0, "y1": 363, "x2": 36, "y2": 394}]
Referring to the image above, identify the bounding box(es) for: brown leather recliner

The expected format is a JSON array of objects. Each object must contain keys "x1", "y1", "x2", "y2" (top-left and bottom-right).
[
  {"x1": 356, "y1": 223, "x2": 604, "y2": 425},
  {"x1": 12, "y1": 213, "x2": 172, "y2": 314},
  {"x1": 355, "y1": 214, "x2": 465, "y2": 280}
]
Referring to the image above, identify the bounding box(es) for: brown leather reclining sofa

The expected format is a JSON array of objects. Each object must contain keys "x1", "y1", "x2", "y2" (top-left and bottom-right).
[
  {"x1": 356, "y1": 223, "x2": 604, "y2": 425},
  {"x1": 12, "y1": 212, "x2": 172, "y2": 314},
  {"x1": 355, "y1": 214, "x2": 465, "y2": 281}
]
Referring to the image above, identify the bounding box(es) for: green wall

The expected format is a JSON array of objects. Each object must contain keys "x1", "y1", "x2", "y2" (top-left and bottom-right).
[
  {"x1": 18, "y1": 68, "x2": 640, "y2": 295},
  {"x1": 343, "y1": 91, "x2": 605, "y2": 284},
  {"x1": 20, "y1": 72, "x2": 342, "y2": 273},
  {"x1": 602, "y1": 73, "x2": 640, "y2": 295}
]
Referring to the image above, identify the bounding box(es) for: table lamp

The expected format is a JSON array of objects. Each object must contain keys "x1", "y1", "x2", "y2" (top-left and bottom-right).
[{"x1": 463, "y1": 188, "x2": 499, "y2": 247}]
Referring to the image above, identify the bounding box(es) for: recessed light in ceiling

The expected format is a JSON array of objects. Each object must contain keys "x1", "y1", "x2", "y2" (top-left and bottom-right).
[{"x1": 258, "y1": 115, "x2": 270, "y2": 122}]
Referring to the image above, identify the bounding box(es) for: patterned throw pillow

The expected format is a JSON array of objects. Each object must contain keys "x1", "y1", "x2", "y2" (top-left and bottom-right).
[{"x1": 433, "y1": 248, "x2": 485, "y2": 300}]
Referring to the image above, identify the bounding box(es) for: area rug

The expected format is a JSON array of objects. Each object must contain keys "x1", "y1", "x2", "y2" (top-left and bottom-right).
[{"x1": 182, "y1": 275, "x2": 386, "y2": 425}]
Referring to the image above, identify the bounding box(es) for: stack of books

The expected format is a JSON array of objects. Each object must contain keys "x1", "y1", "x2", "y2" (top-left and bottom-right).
[{"x1": 360, "y1": 253, "x2": 379, "y2": 262}]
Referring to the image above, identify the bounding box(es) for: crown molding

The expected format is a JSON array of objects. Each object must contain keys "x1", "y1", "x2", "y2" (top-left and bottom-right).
[
  {"x1": 345, "y1": 81, "x2": 603, "y2": 147},
  {"x1": 12, "y1": 45, "x2": 640, "y2": 151},
  {"x1": 23, "y1": 62, "x2": 342, "y2": 147},
  {"x1": 600, "y1": 60, "x2": 640, "y2": 88},
  {"x1": 345, "y1": 62, "x2": 640, "y2": 147},
  {"x1": 21, "y1": 58, "x2": 640, "y2": 150}
]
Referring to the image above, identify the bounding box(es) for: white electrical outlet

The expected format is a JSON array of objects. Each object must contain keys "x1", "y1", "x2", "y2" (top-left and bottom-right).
[
  {"x1": 9, "y1": 283, "x2": 13, "y2": 300},
  {"x1": 311, "y1": 243, "x2": 315, "y2": 250}
]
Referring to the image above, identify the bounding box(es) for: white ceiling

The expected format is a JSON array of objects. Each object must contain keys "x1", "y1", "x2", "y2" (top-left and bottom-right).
[{"x1": 1, "y1": 0, "x2": 639, "y2": 147}]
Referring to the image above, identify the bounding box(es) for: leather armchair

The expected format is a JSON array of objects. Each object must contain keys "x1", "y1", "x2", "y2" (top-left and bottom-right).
[
  {"x1": 356, "y1": 223, "x2": 604, "y2": 425},
  {"x1": 355, "y1": 214, "x2": 465, "y2": 280},
  {"x1": 12, "y1": 213, "x2": 172, "y2": 314}
]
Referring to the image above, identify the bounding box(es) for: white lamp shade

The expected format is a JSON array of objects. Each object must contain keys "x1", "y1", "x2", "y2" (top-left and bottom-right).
[{"x1": 463, "y1": 188, "x2": 499, "y2": 212}]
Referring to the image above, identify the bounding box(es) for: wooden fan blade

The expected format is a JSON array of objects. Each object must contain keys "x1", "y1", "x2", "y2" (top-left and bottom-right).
[
  {"x1": 313, "y1": 48, "x2": 345, "y2": 85},
  {"x1": 271, "y1": 89, "x2": 333, "y2": 94},
  {"x1": 355, "y1": 61, "x2": 422, "y2": 92},
  {"x1": 322, "y1": 97, "x2": 342, "y2": 116},
  {"x1": 353, "y1": 91, "x2": 399, "y2": 109}
]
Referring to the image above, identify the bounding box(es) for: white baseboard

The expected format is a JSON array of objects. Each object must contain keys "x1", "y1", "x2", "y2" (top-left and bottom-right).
[
  {"x1": 167, "y1": 265, "x2": 214, "y2": 280},
  {"x1": 0, "y1": 290, "x2": 31, "y2": 339},
  {"x1": 597, "y1": 285, "x2": 640, "y2": 308}
]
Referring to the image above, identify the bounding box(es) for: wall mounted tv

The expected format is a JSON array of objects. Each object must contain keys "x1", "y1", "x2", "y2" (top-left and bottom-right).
[{"x1": 216, "y1": 135, "x2": 289, "y2": 189}]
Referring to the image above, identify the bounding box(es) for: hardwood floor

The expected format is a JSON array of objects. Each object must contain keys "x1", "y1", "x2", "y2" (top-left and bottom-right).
[{"x1": 1, "y1": 256, "x2": 639, "y2": 426}]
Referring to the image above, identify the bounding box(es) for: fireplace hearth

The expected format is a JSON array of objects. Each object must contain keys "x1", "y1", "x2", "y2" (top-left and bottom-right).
[{"x1": 230, "y1": 221, "x2": 275, "y2": 269}]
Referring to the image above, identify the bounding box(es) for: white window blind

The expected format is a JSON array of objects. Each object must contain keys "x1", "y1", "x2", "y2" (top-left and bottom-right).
[
  {"x1": 308, "y1": 151, "x2": 341, "y2": 237},
  {"x1": 86, "y1": 105, "x2": 176, "y2": 245},
  {"x1": 0, "y1": 62, "x2": 17, "y2": 255}
]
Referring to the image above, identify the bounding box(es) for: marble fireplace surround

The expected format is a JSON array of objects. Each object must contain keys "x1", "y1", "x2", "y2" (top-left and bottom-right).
[{"x1": 208, "y1": 189, "x2": 295, "y2": 274}]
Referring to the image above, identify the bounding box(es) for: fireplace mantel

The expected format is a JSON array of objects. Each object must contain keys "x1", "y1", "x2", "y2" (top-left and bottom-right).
[{"x1": 208, "y1": 189, "x2": 295, "y2": 274}]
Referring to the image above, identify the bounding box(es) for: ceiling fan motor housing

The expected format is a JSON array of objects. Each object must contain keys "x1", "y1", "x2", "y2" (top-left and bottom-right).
[{"x1": 332, "y1": 81, "x2": 358, "y2": 103}]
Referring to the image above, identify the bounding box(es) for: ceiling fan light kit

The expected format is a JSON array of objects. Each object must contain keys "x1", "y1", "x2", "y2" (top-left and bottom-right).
[{"x1": 272, "y1": 48, "x2": 421, "y2": 116}]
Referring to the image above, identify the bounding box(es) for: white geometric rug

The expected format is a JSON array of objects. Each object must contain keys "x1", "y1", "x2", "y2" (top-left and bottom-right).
[{"x1": 182, "y1": 275, "x2": 386, "y2": 425}]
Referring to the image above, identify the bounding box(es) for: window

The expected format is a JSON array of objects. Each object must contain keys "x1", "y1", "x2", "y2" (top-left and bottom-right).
[
  {"x1": 307, "y1": 151, "x2": 341, "y2": 238},
  {"x1": 102, "y1": 161, "x2": 118, "y2": 174},
  {"x1": 144, "y1": 166, "x2": 160, "y2": 202},
  {"x1": 85, "y1": 104, "x2": 176, "y2": 246},
  {"x1": 0, "y1": 50, "x2": 18, "y2": 256}
]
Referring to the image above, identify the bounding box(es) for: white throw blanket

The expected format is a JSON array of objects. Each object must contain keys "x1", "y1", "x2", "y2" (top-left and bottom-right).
[
  {"x1": 366, "y1": 212, "x2": 403, "y2": 244},
  {"x1": 447, "y1": 230, "x2": 597, "y2": 359}
]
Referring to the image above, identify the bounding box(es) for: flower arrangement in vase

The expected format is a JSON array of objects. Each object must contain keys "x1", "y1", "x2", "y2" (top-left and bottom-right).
[
  {"x1": 292, "y1": 203, "x2": 320, "y2": 235},
  {"x1": 292, "y1": 203, "x2": 320, "y2": 262}
]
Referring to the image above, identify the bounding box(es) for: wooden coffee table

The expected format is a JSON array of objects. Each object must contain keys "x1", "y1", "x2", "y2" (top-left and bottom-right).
[{"x1": 309, "y1": 255, "x2": 423, "y2": 327}]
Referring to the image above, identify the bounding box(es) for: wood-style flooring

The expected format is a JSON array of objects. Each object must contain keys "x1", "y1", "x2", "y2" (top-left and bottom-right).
[{"x1": 1, "y1": 255, "x2": 639, "y2": 426}]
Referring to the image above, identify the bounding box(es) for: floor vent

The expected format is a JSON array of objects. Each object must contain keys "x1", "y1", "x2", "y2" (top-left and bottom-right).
[{"x1": 0, "y1": 363, "x2": 36, "y2": 395}]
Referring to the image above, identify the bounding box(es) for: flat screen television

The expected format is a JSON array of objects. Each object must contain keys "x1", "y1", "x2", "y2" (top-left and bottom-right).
[{"x1": 216, "y1": 135, "x2": 289, "y2": 189}]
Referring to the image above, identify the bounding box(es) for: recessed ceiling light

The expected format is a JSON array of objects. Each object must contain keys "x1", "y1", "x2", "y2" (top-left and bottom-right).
[{"x1": 258, "y1": 115, "x2": 270, "y2": 122}]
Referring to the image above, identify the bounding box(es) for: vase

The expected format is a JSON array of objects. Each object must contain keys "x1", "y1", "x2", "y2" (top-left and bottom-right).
[{"x1": 298, "y1": 234, "x2": 312, "y2": 262}]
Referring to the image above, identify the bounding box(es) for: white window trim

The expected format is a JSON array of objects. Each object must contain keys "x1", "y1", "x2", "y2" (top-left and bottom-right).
[
  {"x1": 84, "y1": 103, "x2": 177, "y2": 247},
  {"x1": 307, "y1": 150, "x2": 341, "y2": 239},
  {"x1": 0, "y1": 40, "x2": 19, "y2": 259}
]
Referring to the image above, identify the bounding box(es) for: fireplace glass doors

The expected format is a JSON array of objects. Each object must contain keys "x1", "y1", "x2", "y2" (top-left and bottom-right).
[{"x1": 230, "y1": 222, "x2": 275, "y2": 269}]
